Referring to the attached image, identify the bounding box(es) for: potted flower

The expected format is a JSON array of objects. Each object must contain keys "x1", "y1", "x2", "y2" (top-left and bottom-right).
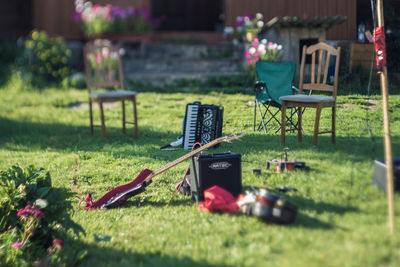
[
  {"x1": 73, "y1": 0, "x2": 162, "y2": 40},
  {"x1": 244, "y1": 38, "x2": 283, "y2": 80},
  {"x1": 224, "y1": 13, "x2": 264, "y2": 44},
  {"x1": 245, "y1": 38, "x2": 283, "y2": 66}
]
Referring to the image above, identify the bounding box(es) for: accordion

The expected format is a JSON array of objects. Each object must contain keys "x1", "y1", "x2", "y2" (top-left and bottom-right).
[{"x1": 183, "y1": 102, "x2": 223, "y2": 150}]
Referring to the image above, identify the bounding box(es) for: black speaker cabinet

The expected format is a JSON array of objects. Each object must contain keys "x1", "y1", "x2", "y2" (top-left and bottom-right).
[
  {"x1": 372, "y1": 158, "x2": 400, "y2": 192},
  {"x1": 190, "y1": 152, "x2": 242, "y2": 202}
]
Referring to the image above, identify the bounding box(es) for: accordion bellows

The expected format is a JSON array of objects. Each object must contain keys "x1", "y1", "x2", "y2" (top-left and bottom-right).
[{"x1": 183, "y1": 102, "x2": 223, "y2": 150}]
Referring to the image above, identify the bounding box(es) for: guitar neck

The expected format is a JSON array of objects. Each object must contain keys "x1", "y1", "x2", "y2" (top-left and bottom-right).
[{"x1": 145, "y1": 140, "x2": 219, "y2": 181}]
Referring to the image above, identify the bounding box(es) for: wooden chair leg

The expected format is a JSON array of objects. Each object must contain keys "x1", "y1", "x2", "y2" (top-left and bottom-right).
[
  {"x1": 122, "y1": 100, "x2": 126, "y2": 134},
  {"x1": 298, "y1": 107, "x2": 302, "y2": 143},
  {"x1": 99, "y1": 102, "x2": 107, "y2": 139},
  {"x1": 133, "y1": 97, "x2": 138, "y2": 139},
  {"x1": 281, "y1": 102, "x2": 287, "y2": 144},
  {"x1": 89, "y1": 100, "x2": 94, "y2": 136},
  {"x1": 313, "y1": 106, "x2": 322, "y2": 146},
  {"x1": 332, "y1": 106, "x2": 336, "y2": 144}
]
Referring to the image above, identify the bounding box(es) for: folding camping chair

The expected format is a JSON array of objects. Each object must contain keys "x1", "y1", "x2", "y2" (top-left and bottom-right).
[{"x1": 253, "y1": 60, "x2": 298, "y2": 134}]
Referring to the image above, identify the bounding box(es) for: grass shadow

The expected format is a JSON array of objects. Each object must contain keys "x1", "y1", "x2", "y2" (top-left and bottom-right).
[{"x1": 61, "y1": 236, "x2": 223, "y2": 267}]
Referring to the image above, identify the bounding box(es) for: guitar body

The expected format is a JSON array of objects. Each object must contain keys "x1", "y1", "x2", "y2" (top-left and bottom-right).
[{"x1": 86, "y1": 169, "x2": 153, "y2": 210}]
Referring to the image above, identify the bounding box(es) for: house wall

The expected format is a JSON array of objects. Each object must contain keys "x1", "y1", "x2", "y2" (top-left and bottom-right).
[
  {"x1": 0, "y1": 0, "x2": 32, "y2": 39},
  {"x1": 32, "y1": 0, "x2": 356, "y2": 40},
  {"x1": 224, "y1": 0, "x2": 357, "y2": 40}
]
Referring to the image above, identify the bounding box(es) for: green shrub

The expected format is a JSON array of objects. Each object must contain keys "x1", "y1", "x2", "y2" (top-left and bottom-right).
[
  {"x1": 61, "y1": 72, "x2": 87, "y2": 89},
  {"x1": 17, "y1": 30, "x2": 71, "y2": 87},
  {"x1": 0, "y1": 165, "x2": 84, "y2": 266}
]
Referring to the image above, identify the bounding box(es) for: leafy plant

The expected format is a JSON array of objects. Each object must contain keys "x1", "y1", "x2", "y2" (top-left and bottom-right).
[
  {"x1": 17, "y1": 30, "x2": 71, "y2": 87},
  {"x1": 0, "y1": 165, "x2": 84, "y2": 266}
]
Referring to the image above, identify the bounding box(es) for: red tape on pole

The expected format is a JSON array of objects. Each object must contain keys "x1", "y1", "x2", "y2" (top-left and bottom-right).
[{"x1": 373, "y1": 26, "x2": 387, "y2": 72}]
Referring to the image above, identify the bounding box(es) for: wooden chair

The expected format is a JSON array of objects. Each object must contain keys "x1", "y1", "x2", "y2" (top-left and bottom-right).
[
  {"x1": 83, "y1": 39, "x2": 138, "y2": 139},
  {"x1": 280, "y1": 42, "x2": 341, "y2": 146}
]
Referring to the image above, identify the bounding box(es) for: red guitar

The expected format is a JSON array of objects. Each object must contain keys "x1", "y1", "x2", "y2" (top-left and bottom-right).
[{"x1": 84, "y1": 133, "x2": 245, "y2": 210}]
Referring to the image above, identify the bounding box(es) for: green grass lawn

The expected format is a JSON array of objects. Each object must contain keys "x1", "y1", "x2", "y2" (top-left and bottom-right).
[{"x1": 1, "y1": 86, "x2": 400, "y2": 266}]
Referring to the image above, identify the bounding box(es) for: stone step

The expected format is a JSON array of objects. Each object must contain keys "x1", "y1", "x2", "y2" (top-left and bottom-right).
[
  {"x1": 122, "y1": 42, "x2": 244, "y2": 60},
  {"x1": 123, "y1": 58, "x2": 243, "y2": 74}
]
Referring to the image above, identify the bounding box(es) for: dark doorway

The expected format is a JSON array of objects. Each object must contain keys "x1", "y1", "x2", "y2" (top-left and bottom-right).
[
  {"x1": 152, "y1": 0, "x2": 223, "y2": 31},
  {"x1": 299, "y1": 38, "x2": 319, "y2": 64}
]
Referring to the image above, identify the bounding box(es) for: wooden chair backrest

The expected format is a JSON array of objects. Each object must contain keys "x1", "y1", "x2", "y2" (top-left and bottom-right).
[
  {"x1": 299, "y1": 42, "x2": 341, "y2": 99},
  {"x1": 83, "y1": 39, "x2": 124, "y2": 93}
]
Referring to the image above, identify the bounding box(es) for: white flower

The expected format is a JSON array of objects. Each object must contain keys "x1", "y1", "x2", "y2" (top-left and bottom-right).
[
  {"x1": 258, "y1": 44, "x2": 266, "y2": 52},
  {"x1": 236, "y1": 16, "x2": 242, "y2": 22},
  {"x1": 245, "y1": 20, "x2": 252, "y2": 27},
  {"x1": 261, "y1": 39, "x2": 267, "y2": 44},
  {"x1": 277, "y1": 45, "x2": 283, "y2": 50},
  {"x1": 256, "y1": 13, "x2": 263, "y2": 20},
  {"x1": 258, "y1": 48, "x2": 266, "y2": 55},
  {"x1": 119, "y1": 48, "x2": 126, "y2": 56},
  {"x1": 84, "y1": 1, "x2": 92, "y2": 9},
  {"x1": 256, "y1": 20, "x2": 264, "y2": 28},
  {"x1": 102, "y1": 47, "x2": 109, "y2": 56},
  {"x1": 224, "y1": 27, "x2": 234, "y2": 35},
  {"x1": 249, "y1": 47, "x2": 257, "y2": 55}
]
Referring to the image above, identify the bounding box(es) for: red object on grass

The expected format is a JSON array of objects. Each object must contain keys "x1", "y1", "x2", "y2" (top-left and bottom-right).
[
  {"x1": 85, "y1": 168, "x2": 153, "y2": 210},
  {"x1": 373, "y1": 26, "x2": 387, "y2": 71},
  {"x1": 198, "y1": 186, "x2": 240, "y2": 214}
]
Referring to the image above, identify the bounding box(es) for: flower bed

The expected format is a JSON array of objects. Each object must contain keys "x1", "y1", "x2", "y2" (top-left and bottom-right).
[
  {"x1": 0, "y1": 165, "x2": 84, "y2": 266},
  {"x1": 74, "y1": 0, "x2": 162, "y2": 37}
]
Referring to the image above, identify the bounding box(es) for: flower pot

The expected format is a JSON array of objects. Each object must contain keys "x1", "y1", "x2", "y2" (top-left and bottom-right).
[{"x1": 245, "y1": 32, "x2": 255, "y2": 43}]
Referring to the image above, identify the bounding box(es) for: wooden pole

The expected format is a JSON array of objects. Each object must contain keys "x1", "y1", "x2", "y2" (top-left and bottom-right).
[{"x1": 376, "y1": 0, "x2": 395, "y2": 235}]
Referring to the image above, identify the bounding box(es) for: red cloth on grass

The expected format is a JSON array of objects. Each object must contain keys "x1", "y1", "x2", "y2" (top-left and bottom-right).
[{"x1": 198, "y1": 186, "x2": 240, "y2": 214}]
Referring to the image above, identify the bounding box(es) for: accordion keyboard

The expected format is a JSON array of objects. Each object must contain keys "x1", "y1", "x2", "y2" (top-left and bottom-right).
[{"x1": 183, "y1": 103, "x2": 200, "y2": 150}]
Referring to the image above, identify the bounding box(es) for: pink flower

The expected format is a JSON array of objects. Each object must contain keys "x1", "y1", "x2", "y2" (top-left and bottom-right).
[
  {"x1": 17, "y1": 205, "x2": 44, "y2": 218},
  {"x1": 12, "y1": 241, "x2": 23, "y2": 248},
  {"x1": 245, "y1": 51, "x2": 251, "y2": 58},
  {"x1": 253, "y1": 38, "x2": 259, "y2": 43},
  {"x1": 247, "y1": 59, "x2": 252, "y2": 66},
  {"x1": 96, "y1": 53, "x2": 102, "y2": 63},
  {"x1": 92, "y1": 4, "x2": 101, "y2": 12},
  {"x1": 254, "y1": 57, "x2": 259, "y2": 62},
  {"x1": 72, "y1": 10, "x2": 82, "y2": 22},
  {"x1": 53, "y1": 239, "x2": 64, "y2": 250}
]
